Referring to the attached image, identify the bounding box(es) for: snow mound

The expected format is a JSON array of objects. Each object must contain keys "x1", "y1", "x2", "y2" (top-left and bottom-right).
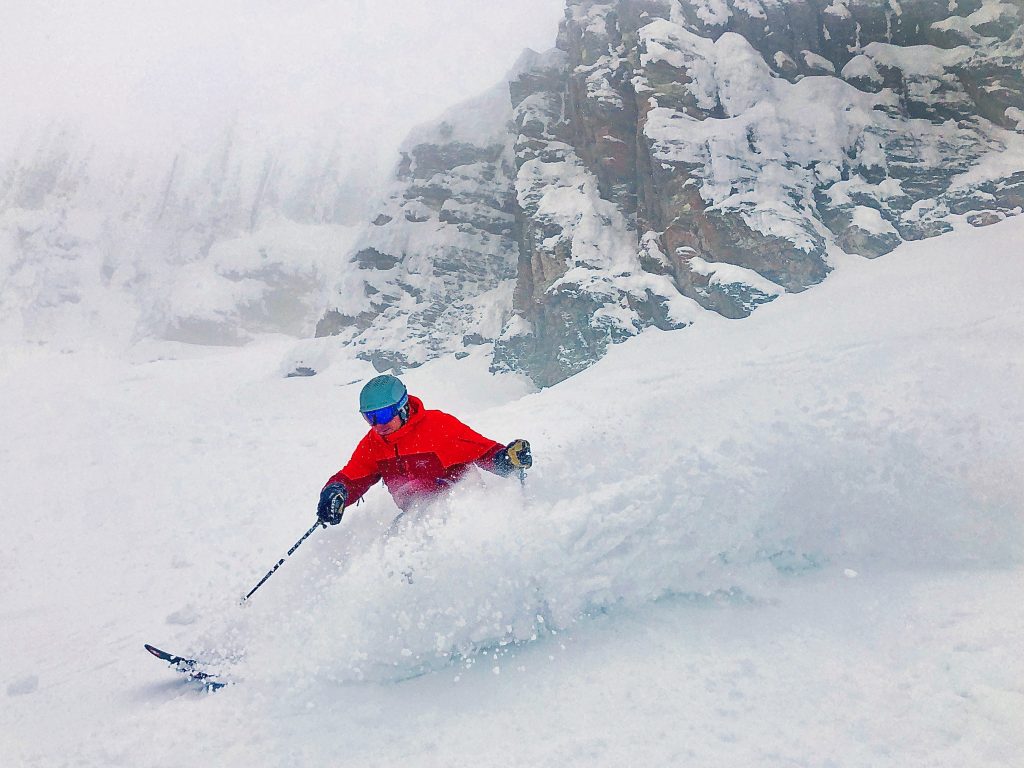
[{"x1": 198, "y1": 217, "x2": 1024, "y2": 684}]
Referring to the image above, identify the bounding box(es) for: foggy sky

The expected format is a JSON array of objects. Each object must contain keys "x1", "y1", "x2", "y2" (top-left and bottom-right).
[{"x1": 0, "y1": 0, "x2": 566, "y2": 177}]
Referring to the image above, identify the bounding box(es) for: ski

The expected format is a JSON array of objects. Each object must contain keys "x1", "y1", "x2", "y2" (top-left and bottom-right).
[{"x1": 144, "y1": 643, "x2": 226, "y2": 690}]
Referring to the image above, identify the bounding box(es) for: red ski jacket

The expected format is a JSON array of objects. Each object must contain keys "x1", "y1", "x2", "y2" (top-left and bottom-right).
[{"x1": 324, "y1": 396, "x2": 504, "y2": 511}]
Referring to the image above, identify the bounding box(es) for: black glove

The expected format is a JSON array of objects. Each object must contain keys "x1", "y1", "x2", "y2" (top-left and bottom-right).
[
  {"x1": 494, "y1": 439, "x2": 532, "y2": 476},
  {"x1": 317, "y1": 483, "x2": 348, "y2": 525}
]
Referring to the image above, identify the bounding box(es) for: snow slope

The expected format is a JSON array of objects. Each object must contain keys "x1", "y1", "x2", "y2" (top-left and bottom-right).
[{"x1": 1, "y1": 217, "x2": 1023, "y2": 766}]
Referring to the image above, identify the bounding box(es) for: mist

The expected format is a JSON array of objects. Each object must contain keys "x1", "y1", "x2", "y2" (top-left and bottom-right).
[
  {"x1": 1, "y1": 0, "x2": 566, "y2": 179},
  {"x1": 0, "y1": 1, "x2": 567, "y2": 346}
]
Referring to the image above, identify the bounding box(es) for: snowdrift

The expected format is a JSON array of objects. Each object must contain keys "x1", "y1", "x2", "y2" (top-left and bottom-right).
[
  {"x1": 225, "y1": 217, "x2": 1024, "y2": 685},
  {"x1": 1, "y1": 218, "x2": 1022, "y2": 767}
]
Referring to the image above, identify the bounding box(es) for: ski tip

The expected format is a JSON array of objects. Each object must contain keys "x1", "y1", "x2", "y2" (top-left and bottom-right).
[{"x1": 144, "y1": 644, "x2": 164, "y2": 658}]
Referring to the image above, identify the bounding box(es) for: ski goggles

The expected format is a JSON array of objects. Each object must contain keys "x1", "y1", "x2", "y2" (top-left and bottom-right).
[{"x1": 361, "y1": 394, "x2": 409, "y2": 426}]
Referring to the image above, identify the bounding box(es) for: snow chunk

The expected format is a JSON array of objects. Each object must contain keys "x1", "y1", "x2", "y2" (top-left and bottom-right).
[
  {"x1": 1006, "y1": 107, "x2": 1024, "y2": 130},
  {"x1": 570, "y1": 2, "x2": 616, "y2": 38},
  {"x1": 824, "y1": 0, "x2": 852, "y2": 18},
  {"x1": 850, "y1": 206, "x2": 899, "y2": 235},
  {"x1": 876, "y1": 178, "x2": 906, "y2": 199},
  {"x1": 773, "y1": 51, "x2": 797, "y2": 71},
  {"x1": 966, "y1": 1, "x2": 1020, "y2": 27},
  {"x1": 7, "y1": 675, "x2": 38, "y2": 696},
  {"x1": 688, "y1": 257, "x2": 785, "y2": 296},
  {"x1": 690, "y1": 0, "x2": 732, "y2": 26},
  {"x1": 841, "y1": 55, "x2": 883, "y2": 84},
  {"x1": 166, "y1": 605, "x2": 200, "y2": 625},
  {"x1": 581, "y1": 54, "x2": 627, "y2": 109},
  {"x1": 732, "y1": 0, "x2": 768, "y2": 20},
  {"x1": 949, "y1": 127, "x2": 1024, "y2": 188},
  {"x1": 801, "y1": 51, "x2": 837, "y2": 73},
  {"x1": 861, "y1": 42, "x2": 974, "y2": 76},
  {"x1": 498, "y1": 314, "x2": 534, "y2": 340},
  {"x1": 931, "y1": 15, "x2": 980, "y2": 38}
]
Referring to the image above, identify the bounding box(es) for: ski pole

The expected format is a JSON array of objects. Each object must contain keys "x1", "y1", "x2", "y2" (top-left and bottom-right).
[{"x1": 240, "y1": 516, "x2": 331, "y2": 604}]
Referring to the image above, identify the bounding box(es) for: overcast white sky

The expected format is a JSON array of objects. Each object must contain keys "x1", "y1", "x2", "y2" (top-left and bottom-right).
[{"x1": 0, "y1": 0, "x2": 566, "y2": 176}]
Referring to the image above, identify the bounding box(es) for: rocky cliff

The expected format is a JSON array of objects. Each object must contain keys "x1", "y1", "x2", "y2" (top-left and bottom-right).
[{"x1": 323, "y1": 0, "x2": 1024, "y2": 386}]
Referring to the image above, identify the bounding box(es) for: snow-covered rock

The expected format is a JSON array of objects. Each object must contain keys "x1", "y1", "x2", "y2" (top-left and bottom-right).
[
  {"x1": 319, "y1": 0, "x2": 1024, "y2": 386},
  {"x1": 314, "y1": 81, "x2": 523, "y2": 372}
]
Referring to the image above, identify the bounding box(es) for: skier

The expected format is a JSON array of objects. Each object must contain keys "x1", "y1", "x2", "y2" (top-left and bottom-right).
[{"x1": 316, "y1": 374, "x2": 532, "y2": 525}]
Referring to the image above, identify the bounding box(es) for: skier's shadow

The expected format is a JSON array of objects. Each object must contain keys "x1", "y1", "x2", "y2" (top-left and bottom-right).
[{"x1": 129, "y1": 679, "x2": 218, "y2": 702}]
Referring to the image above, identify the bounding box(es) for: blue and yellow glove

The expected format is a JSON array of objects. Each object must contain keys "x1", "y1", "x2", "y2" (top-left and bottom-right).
[
  {"x1": 316, "y1": 483, "x2": 348, "y2": 525},
  {"x1": 494, "y1": 439, "x2": 532, "y2": 476}
]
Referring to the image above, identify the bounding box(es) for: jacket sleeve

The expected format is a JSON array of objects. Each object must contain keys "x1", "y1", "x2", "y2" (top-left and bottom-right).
[
  {"x1": 431, "y1": 413, "x2": 505, "y2": 474},
  {"x1": 323, "y1": 433, "x2": 381, "y2": 506},
  {"x1": 476, "y1": 444, "x2": 507, "y2": 475}
]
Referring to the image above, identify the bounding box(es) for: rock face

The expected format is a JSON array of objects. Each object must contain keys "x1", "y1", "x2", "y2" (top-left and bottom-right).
[
  {"x1": 315, "y1": 81, "x2": 523, "y2": 371},
  {"x1": 322, "y1": 0, "x2": 1024, "y2": 386}
]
